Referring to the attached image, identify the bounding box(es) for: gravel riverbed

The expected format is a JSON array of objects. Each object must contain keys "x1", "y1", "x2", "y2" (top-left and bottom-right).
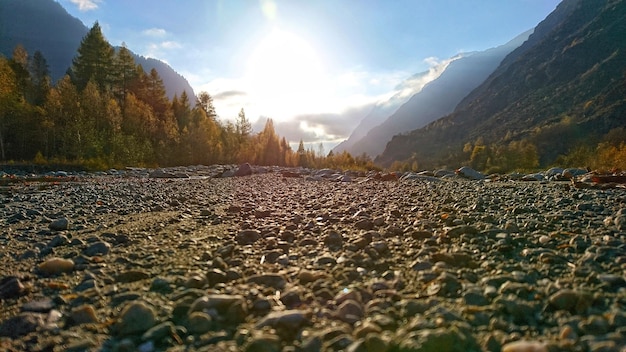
[{"x1": 0, "y1": 166, "x2": 625, "y2": 351}]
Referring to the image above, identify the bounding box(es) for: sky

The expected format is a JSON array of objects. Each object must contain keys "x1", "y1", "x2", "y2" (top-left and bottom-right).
[{"x1": 58, "y1": 0, "x2": 561, "y2": 150}]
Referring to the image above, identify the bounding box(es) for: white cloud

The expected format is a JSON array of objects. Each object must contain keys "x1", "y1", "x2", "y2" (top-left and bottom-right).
[
  {"x1": 69, "y1": 0, "x2": 102, "y2": 11},
  {"x1": 396, "y1": 55, "x2": 459, "y2": 99},
  {"x1": 142, "y1": 28, "x2": 168, "y2": 37},
  {"x1": 144, "y1": 41, "x2": 184, "y2": 62},
  {"x1": 194, "y1": 77, "x2": 254, "y2": 121},
  {"x1": 160, "y1": 41, "x2": 182, "y2": 49}
]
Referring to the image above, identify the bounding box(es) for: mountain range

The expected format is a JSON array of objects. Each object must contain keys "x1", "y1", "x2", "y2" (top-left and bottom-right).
[
  {"x1": 376, "y1": 0, "x2": 626, "y2": 168},
  {"x1": 0, "y1": 0, "x2": 195, "y2": 100},
  {"x1": 335, "y1": 30, "x2": 531, "y2": 158},
  {"x1": 2, "y1": 0, "x2": 624, "y2": 171},
  {"x1": 332, "y1": 66, "x2": 451, "y2": 155}
]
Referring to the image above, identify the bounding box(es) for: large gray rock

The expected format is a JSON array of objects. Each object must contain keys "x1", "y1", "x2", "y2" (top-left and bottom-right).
[
  {"x1": 455, "y1": 166, "x2": 485, "y2": 180},
  {"x1": 234, "y1": 163, "x2": 253, "y2": 177}
]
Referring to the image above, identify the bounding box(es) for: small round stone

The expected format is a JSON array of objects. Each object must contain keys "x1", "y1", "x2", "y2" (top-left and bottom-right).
[
  {"x1": 69, "y1": 305, "x2": 99, "y2": 325},
  {"x1": 49, "y1": 217, "x2": 69, "y2": 231},
  {"x1": 38, "y1": 257, "x2": 74, "y2": 276},
  {"x1": 116, "y1": 301, "x2": 157, "y2": 335},
  {"x1": 186, "y1": 312, "x2": 213, "y2": 335}
]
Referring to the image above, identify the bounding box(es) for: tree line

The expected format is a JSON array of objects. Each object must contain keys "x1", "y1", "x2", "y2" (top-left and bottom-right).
[
  {"x1": 389, "y1": 126, "x2": 626, "y2": 173},
  {"x1": 0, "y1": 23, "x2": 377, "y2": 171}
]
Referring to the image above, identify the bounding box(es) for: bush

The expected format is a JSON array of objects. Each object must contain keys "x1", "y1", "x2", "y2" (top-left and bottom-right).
[{"x1": 33, "y1": 151, "x2": 47, "y2": 165}]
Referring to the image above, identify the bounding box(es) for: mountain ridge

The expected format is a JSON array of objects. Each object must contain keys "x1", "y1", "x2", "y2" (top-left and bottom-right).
[
  {"x1": 336, "y1": 30, "x2": 531, "y2": 158},
  {"x1": 377, "y1": 0, "x2": 626, "y2": 169},
  {"x1": 332, "y1": 68, "x2": 444, "y2": 155},
  {"x1": 0, "y1": 0, "x2": 195, "y2": 99}
]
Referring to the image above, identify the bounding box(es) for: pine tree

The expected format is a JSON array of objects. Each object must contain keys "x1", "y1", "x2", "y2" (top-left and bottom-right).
[
  {"x1": 236, "y1": 108, "x2": 252, "y2": 140},
  {"x1": 173, "y1": 91, "x2": 191, "y2": 130},
  {"x1": 29, "y1": 50, "x2": 51, "y2": 106},
  {"x1": 144, "y1": 68, "x2": 168, "y2": 115},
  {"x1": 196, "y1": 91, "x2": 217, "y2": 121},
  {"x1": 112, "y1": 44, "x2": 137, "y2": 105},
  {"x1": 297, "y1": 139, "x2": 308, "y2": 167},
  {"x1": 128, "y1": 64, "x2": 148, "y2": 100},
  {"x1": 71, "y1": 22, "x2": 115, "y2": 91}
]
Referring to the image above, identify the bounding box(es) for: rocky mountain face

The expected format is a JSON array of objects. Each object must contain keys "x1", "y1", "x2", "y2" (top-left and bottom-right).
[
  {"x1": 377, "y1": 0, "x2": 626, "y2": 168},
  {"x1": 332, "y1": 69, "x2": 440, "y2": 155},
  {"x1": 336, "y1": 31, "x2": 531, "y2": 158},
  {"x1": 0, "y1": 0, "x2": 195, "y2": 99}
]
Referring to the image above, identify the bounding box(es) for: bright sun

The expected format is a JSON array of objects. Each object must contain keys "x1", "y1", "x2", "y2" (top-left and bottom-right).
[{"x1": 245, "y1": 29, "x2": 327, "y2": 119}]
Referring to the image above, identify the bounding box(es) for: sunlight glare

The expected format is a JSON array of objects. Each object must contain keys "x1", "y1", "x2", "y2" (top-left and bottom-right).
[
  {"x1": 260, "y1": 0, "x2": 277, "y2": 21},
  {"x1": 245, "y1": 29, "x2": 328, "y2": 120},
  {"x1": 299, "y1": 121, "x2": 328, "y2": 138}
]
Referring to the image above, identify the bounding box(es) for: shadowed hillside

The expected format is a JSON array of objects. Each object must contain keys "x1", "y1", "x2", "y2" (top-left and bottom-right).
[
  {"x1": 377, "y1": 0, "x2": 626, "y2": 169},
  {"x1": 344, "y1": 30, "x2": 530, "y2": 158}
]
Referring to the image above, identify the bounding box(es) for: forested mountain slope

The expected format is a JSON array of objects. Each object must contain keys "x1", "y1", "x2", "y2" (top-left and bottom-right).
[
  {"x1": 378, "y1": 0, "x2": 626, "y2": 169},
  {"x1": 345, "y1": 30, "x2": 530, "y2": 158},
  {"x1": 0, "y1": 0, "x2": 194, "y2": 99}
]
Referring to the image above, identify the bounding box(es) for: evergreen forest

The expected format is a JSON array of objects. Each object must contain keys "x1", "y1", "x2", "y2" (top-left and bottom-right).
[
  {"x1": 0, "y1": 23, "x2": 374, "y2": 171},
  {"x1": 2, "y1": 22, "x2": 625, "y2": 173}
]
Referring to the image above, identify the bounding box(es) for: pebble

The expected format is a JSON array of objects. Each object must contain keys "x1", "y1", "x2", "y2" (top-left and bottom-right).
[
  {"x1": 336, "y1": 300, "x2": 364, "y2": 324},
  {"x1": 548, "y1": 289, "x2": 590, "y2": 313},
  {"x1": 186, "y1": 312, "x2": 213, "y2": 334},
  {"x1": 21, "y1": 298, "x2": 54, "y2": 313},
  {"x1": 141, "y1": 321, "x2": 176, "y2": 342},
  {"x1": 49, "y1": 217, "x2": 69, "y2": 231},
  {"x1": 188, "y1": 294, "x2": 246, "y2": 315},
  {"x1": 234, "y1": 163, "x2": 253, "y2": 177},
  {"x1": 116, "y1": 301, "x2": 157, "y2": 335},
  {"x1": 83, "y1": 241, "x2": 111, "y2": 256},
  {"x1": 0, "y1": 276, "x2": 27, "y2": 299},
  {"x1": 255, "y1": 310, "x2": 310, "y2": 330},
  {"x1": 247, "y1": 273, "x2": 287, "y2": 289},
  {"x1": 501, "y1": 340, "x2": 548, "y2": 352},
  {"x1": 236, "y1": 229, "x2": 261, "y2": 245},
  {"x1": 400, "y1": 327, "x2": 478, "y2": 352},
  {"x1": 115, "y1": 270, "x2": 150, "y2": 283},
  {"x1": 244, "y1": 333, "x2": 281, "y2": 352},
  {"x1": 38, "y1": 257, "x2": 74, "y2": 276},
  {"x1": 0, "y1": 313, "x2": 45, "y2": 338},
  {"x1": 48, "y1": 234, "x2": 69, "y2": 247},
  {"x1": 69, "y1": 304, "x2": 99, "y2": 325}
]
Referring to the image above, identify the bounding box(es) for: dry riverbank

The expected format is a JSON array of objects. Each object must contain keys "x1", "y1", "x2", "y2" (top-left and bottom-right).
[{"x1": 1, "y1": 168, "x2": 625, "y2": 351}]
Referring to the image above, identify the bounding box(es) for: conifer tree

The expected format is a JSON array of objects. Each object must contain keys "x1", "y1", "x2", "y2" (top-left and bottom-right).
[
  {"x1": 297, "y1": 139, "x2": 307, "y2": 167},
  {"x1": 196, "y1": 91, "x2": 217, "y2": 121},
  {"x1": 29, "y1": 50, "x2": 51, "y2": 106},
  {"x1": 0, "y1": 57, "x2": 20, "y2": 160},
  {"x1": 236, "y1": 108, "x2": 252, "y2": 140},
  {"x1": 145, "y1": 68, "x2": 169, "y2": 116},
  {"x1": 112, "y1": 45, "x2": 137, "y2": 105},
  {"x1": 172, "y1": 91, "x2": 191, "y2": 130},
  {"x1": 71, "y1": 22, "x2": 115, "y2": 91}
]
